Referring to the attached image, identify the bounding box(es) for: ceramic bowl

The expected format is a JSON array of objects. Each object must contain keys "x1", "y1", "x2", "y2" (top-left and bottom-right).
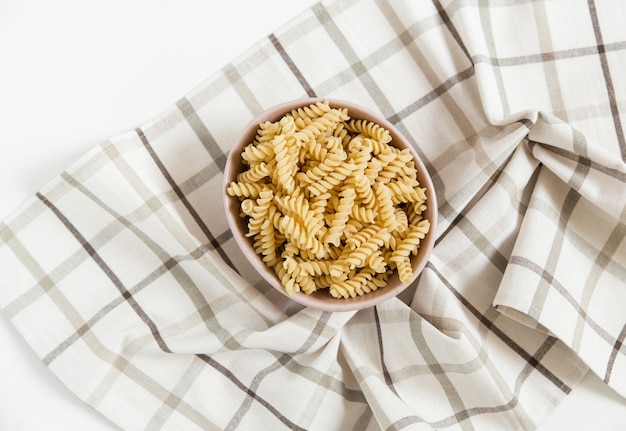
[{"x1": 223, "y1": 98, "x2": 437, "y2": 312}]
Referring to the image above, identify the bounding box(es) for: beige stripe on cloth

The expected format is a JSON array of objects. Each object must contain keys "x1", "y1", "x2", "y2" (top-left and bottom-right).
[{"x1": 1, "y1": 0, "x2": 625, "y2": 430}]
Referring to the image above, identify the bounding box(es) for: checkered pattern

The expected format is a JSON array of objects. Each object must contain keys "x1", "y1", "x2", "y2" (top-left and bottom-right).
[{"x1": 1, "y1": 0, "x2": 625, "y2": 429}]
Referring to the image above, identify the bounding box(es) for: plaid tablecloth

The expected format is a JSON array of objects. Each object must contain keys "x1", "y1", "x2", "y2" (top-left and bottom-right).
[{"x1": 1, "y1": 0, "x2": 625, "y2": 429}]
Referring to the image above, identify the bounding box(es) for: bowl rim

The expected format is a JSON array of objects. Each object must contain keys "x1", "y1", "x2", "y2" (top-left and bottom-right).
[{"x1": 223, "y1": 97, "x2": 438, "y2": 312}]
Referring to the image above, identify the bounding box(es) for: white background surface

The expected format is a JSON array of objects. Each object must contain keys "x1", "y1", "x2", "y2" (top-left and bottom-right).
[{"x1": 0, "y1": 1, "x2": 625, "y2": 430}]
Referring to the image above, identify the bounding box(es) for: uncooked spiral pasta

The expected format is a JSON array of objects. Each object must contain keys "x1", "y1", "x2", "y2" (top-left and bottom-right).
[
  {"x1": 254, "y1": 121, "x2": 281, "y2": 143},
  {"x1": 296, "y1": 258, "x2": 334, "y2": 277},
  {"x1": 247, "y1": 189, "x2": 274, "y2": 237},
  {"x1": 374, "y1": 182, "x2": 397, "y2": 232},
  {"x1": 253, "y1": 219, "x2": 279, "y2": 265},
  {"x1": 324, "y1": 187, "x2": 356, "y2": 247},
  {"x1": 343, "y1": 227, "x2": 390, "y2": 270},
  {"x1": 241, "y1": 141, "x2": 274, "y2": 164},
  {"x1": 294, "y1": 108, "x2": 349, "y2": 146},
  {"x1": 227, "y1": 100, "x2": 431, "y2": 298},
  {"x1": 350, "y1": 205, "x2": 376, "y2": 224},
  {"x1": 271, "y1": 134, "x2": 298, "y2": 193},
  {"x1": 226, "y1": 181, "x2": 268, "y2": 198},
  {"x1": 345, "y1": 224, "x2": 380, "y2": 250},
  {"x1": 353, "y1": 174, "x2": 375, "y2": 208},
  {"x1": 307, "y1": 161, "x2": 356, "y2": 197},
  {"x1": 345, "y1": 118, "x2": 392, "y2": 144},
  {"x1": 237, "y1": 161, "x2": 270, "y2": 183},
  {"x1": 390, "y1": 221, "x2": 430, "y2": 265},
  {"x1": 297, "y1": 146, "x2": 345, "y2": 185},
  {"x1": 387, "y1": 179, "x2": 422, "y2": 205},
  {"x1": 289, "y1": 100, "x2": 332, "y2": 121},
  {"x1": 274, "y1": 194, "x2": 324, "y2": 237}
]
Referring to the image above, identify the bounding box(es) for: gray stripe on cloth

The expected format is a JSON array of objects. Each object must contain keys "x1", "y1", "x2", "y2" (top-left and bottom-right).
[
  {"x1": 576, "y1": 220, "x2": 626, "y2": 349},
  {"x1": 268, "y1": 33, "x2": 317, "y2": 97},
  {"x1": 196, "y1": 353, "x2": 308, "y2": 431},
  {"x1": 472, "y1": 40, "x2": 626, "y2": 68},
  {"x1": 176, "y1": 97, "x2": 228, "y2": 170},
  {"x1": 222, "y1": 63, "x2": 264, "y2": 115},
  {"x1": 386, "y1": 67, "x2": 475, "y2": 126},
  {"x1": 509, "y1": 255, "x2": 621, "y2": 349},
  {"x1": 144, "y1": 357, "x2": 208, "y2": 430},
  {"x1": 478, "y1": 0, "x2": 510, "y2": 117},
  {"x1": 40, "y1": 172, "x2": 265, "y2": 366},
  {"x1": 432, "y1": 0, "x2": 472, "y2": 62},
  {"x1": 528, "y1": 188, "x2": 582, "y2": 320},
  {"x1": 408, "y1": 314, "x2": 477, "y2": 431},
  {"x1": 435, "y1": 132, "x2": 525, "y2": 241},
  {"x1": 36, "y1": 191, "x2": 173, "y2": 353},
  {"x1": 313, "y1": 2, "x2": 396, "y2": 118},
  {"x1": 1, "y1": 223, "x2": 57, "y2": 318},
  {"x1": 91, "y1": 344, "x2": 220, "y2": 430},
  {"x1": 524, "y1": 192, "x2": 626, "y2": 284},
  {"x1": 373, "y1": 306, "x2": 399, "y2": 396},
  {"x1": 427, "y1": 262, "x2": 572, "y2": 393},
  {"x1": 374, "y1": 0, "x2": 477, "y2": 206},
  {"x1": 587, "y1": 0, "x2": 626, "y2": 161},
  {"x1": 224, "y1": 312, "x2": 333, "y2": 430},
  {"x1": 224, "y1": 355, "x2": 291, "y2": 431},
  {"x1": 136, "y1": 128, "x2": 235, "y2": 269},
  {"x1": 605, "y1": 323, "x2": 626, "y2": 384},
  {"x1": 532, "y1": 0, "x2": 569, "y2": 123},
  {"x1": 530, "y1": 140, "x2": 626, "y2": 183},
  {"x1": 384, "y1": 314, "x2": 540, "y2": 430},
  {"x1": 454, "y1": 215, "x2": 509, "y2": 273}
]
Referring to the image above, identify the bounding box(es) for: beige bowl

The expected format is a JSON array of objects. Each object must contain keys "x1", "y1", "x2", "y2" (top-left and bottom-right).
[{"x1": 223, "y1": 98, "x2": 437, "y2": 312}]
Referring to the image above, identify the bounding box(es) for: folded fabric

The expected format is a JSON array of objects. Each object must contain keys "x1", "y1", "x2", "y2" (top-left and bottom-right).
[{"x1": 1, "y1": 0, "x2": 625, "y2": 430}]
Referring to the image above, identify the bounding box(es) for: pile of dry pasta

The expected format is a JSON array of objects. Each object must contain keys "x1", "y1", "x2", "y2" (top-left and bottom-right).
[{"x1": 226, "y1": 100, "x2": 430, "y2": 299}]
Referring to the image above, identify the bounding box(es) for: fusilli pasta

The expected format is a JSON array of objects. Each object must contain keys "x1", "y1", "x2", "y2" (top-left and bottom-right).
[{"x1": 227, "y1": 100, "x2": 431, "y2": 298}]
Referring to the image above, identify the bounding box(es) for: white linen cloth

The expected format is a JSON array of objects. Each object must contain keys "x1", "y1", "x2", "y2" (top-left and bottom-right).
[{"x1": 1, "y1": 0, "x2": 625, "y2": 429}]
